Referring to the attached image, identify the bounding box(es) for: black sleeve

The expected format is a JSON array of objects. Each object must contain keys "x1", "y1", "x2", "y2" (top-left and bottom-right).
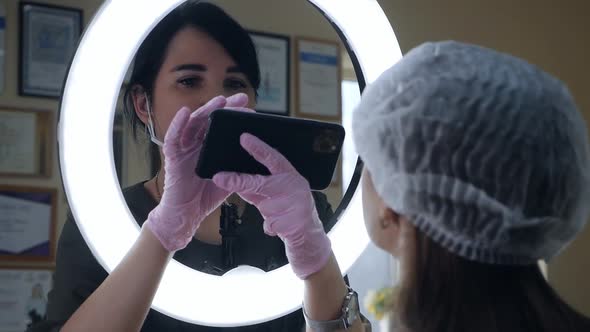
[
  {"x1": 311, "y1": 191, "x2": 336, "y2": 233},
  {"x1": 28, "y1": 213, "x2": 109, "y2": 331}
]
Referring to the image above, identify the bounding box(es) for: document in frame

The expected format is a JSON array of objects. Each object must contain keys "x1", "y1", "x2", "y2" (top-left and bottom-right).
[
  {"x1": 0, "y1": 111, "x2": 37, "y2": 174},
  {"x1": 297, "y1": 39, "x2": 340, "y2": 118},
  {"x1": 0, "y1": 269, "x2": 52, "y2": 331},
  {"x1": 0, "y1": 190, "x2": 53, "y2": 258}
]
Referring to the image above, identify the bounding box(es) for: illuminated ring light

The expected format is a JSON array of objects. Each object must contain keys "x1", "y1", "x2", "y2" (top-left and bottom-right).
[{"x1": 59, "y1": 0, "x2": 401, "y2": 326}]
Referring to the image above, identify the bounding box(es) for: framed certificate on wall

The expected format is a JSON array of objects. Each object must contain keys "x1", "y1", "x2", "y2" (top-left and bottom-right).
[
  {"x1": 0, "y1": 267, "x2": 53, "y2": 331},
  {"x1": 295, "y1": 37, "x2": 341, "y2": 120},
  {"x1": 0, "y1": 186, "x2": 57, "y2": 262},
  {"x1": 249, "y1": 31, "x2": 290, "y2": 116},
  {"x1": 19, "y1": 2, "x2": 83, "y2": 98},
  {"x1": 0, "y1": 108, "x2": 53, "y2": 177}
]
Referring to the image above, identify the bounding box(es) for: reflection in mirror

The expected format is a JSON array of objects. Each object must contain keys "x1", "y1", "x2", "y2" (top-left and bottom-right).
[
  {"x1": 113, "y1": 0, "x2": 361, "y2": 275},
  {"x1": 45, "y1": 0, "x2": 365, "y2": 330}
]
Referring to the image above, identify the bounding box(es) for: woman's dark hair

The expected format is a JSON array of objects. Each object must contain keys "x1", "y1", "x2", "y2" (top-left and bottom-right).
[
  {"x1": 392, "y1": 230, "x2": 590, "y2": 332},
  {"x1": 122, "y1": 0, "x2": 260, "y2": 140}
]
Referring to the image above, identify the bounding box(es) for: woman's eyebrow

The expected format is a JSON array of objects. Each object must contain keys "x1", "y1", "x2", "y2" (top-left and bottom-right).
[
  {"x1": 170, "y1": 64, "x2": 244, "y2": 75},
  {"x1": 171, "y1": 63, "x2": 207, "y2": 72}
]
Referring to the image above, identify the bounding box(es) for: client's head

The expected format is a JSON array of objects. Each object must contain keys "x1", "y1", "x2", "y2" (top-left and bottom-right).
[{"x1": 353, "y1": 41, "x2": 590, "y2": 331}]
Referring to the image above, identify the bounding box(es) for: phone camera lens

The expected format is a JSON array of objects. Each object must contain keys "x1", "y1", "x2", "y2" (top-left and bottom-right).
[{"x1": 313, "y1": 130, "x2": 339, "y2": 154}]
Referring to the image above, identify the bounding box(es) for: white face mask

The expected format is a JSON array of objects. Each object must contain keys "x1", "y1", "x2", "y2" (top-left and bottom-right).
[{"x1": 144, "y1": 92, "x2": 164, "y2": 147}]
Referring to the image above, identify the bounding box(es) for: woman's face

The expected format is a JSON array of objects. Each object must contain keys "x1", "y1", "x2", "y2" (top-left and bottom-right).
[{"x1": 138, "y1": 26, "x2": 257, "y2": 140}]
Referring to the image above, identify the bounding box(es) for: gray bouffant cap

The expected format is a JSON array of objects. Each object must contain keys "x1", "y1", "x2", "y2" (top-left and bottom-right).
[{"x1": 353, "y1": 41, "x2": 590, "y2": 264}]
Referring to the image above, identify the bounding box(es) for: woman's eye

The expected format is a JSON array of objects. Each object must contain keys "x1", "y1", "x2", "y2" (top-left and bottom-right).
[
  {"x1": 225, "y1": 79, "x2": 248, "y2": 91},
  {"x1": 178, "y1": 77, "x2": 200, "y2": 88}
]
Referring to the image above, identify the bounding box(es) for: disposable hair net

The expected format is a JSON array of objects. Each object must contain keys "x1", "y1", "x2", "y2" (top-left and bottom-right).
[{"x1": 353, "y1": 41, "x2": 590, "y2": 264}]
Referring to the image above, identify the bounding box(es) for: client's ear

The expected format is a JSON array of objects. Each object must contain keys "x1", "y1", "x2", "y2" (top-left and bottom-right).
[
  {"x1": 379, "y1": 208, "x2": 403, "y2": 256},
  {"x1": 381, "y1": 209, "x2": 417, "y2": 259}
]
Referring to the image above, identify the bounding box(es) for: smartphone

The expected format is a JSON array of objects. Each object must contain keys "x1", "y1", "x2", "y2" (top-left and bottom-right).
[{"x1": 195, "y1": 109, "x2": 345, "y2": 190}]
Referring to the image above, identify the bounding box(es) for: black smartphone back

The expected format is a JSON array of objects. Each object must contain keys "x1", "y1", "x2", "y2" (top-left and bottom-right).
[{"x1": 196, "y1": 109, "x2": 345, "y2": 190}]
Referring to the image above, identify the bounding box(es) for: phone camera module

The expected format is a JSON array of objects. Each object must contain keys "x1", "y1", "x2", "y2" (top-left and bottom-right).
[{"x1": 313, "y1": 130, "x2": 339, "y2": 154}]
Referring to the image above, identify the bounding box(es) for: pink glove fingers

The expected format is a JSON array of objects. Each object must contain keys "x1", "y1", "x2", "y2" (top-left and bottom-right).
[
  {"x1": 163, "y1": 107, "x2": 191, "y2": 158},
  {"x1": 213, "y1": 173, "x2": 268, "y2": 199},
  {"x1": 240, "y1": 133, "x2": 296, "y2": 174},
  {"x1": 181, "y1": 97, "x2": 226, "y2": 148},
  {"x1": 182, "y1": 94, "x2": 253, "y2": 148},
  {"x1": 224, "y1": 92, "x2": 249, "y2": 108},
  {"x1": 212, "y1": 133, "x2": 332, "y2": 279},
  {"x1": 144, "y1": 94, "x2": 258, "y2": 252}
]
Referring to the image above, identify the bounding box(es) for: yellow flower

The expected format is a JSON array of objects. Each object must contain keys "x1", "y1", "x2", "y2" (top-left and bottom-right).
[{"x1": 363, "y1": 286, "x2": 398, "y2": 321}]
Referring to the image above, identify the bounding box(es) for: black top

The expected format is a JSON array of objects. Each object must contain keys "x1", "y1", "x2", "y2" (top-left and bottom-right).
[{"x1": 29, "y1": 182, "x2": 335, "y2": 332}]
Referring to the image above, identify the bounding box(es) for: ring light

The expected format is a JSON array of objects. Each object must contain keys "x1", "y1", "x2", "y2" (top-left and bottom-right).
[{"x1": 59, "y1": 0, "x2": 402, "y2": 326}]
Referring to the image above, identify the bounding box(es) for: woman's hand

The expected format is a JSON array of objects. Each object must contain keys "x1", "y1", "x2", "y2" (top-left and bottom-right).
[
  {"x1": 145, "y1": 93, "x2": 254, "y2": 252},
  {"x1": 212, "y1": 133, "x2": 332, "y2": 279}
]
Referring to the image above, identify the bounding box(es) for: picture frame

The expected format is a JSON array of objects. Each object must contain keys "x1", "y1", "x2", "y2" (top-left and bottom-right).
[
  {"x1": 19, "y1": 2, "x2": 83, "y2": 98},
  {"x1": 0, "y1": 267, "x2": 54, "y2": 331},
  {"x1": 0, "y1": 108, "x2": 53, "y2": 177},
  {"x1": 0, "y1": 186, "x2": 57, "y2": 262},
  {"x1": 295, "y1": 37, "x2": 342, "y2": 120},
  {"x1": 248, "y1": 31, "x2": 290, "y2": 116}
]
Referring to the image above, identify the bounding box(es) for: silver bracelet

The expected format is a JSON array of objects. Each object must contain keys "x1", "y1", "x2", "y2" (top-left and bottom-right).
[{"x1": 303, "y1": 287, "x2": 371, "y2": 331}]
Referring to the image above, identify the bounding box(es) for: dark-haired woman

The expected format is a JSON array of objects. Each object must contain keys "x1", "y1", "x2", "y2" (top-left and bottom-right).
[{"x1": 32, "y1": 2, "x2": 333, "y2": 331}]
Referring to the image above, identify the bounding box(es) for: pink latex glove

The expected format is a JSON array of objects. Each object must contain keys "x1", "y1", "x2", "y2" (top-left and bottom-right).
[
  {"x1": 212, "y1": 133, "x2": 332, "y2": 279},
  {"x1": 145, "y1": 94, "x2": 254, "y2": 252}
]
